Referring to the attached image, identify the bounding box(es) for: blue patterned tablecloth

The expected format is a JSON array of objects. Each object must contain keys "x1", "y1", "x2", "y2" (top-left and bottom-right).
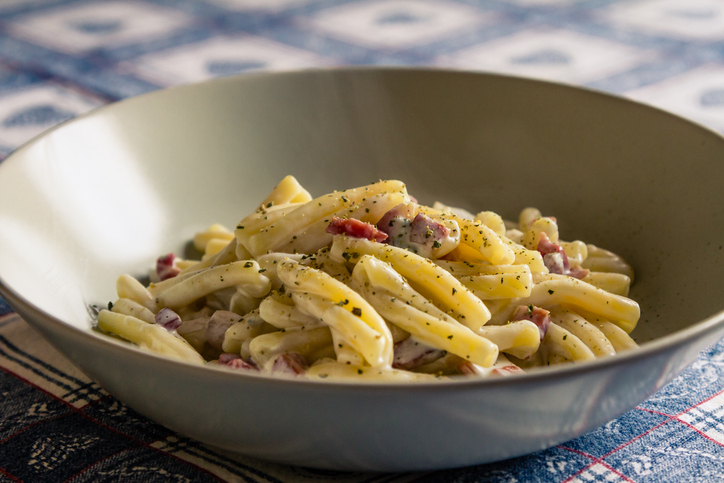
[{"x1": 2, "y1": 1, "x2": 724, "y2": 481}]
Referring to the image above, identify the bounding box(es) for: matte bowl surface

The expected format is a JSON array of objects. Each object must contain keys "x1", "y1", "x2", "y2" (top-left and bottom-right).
[{"x1": 1, "y1": 68, "x2": 723, "y2": 471}]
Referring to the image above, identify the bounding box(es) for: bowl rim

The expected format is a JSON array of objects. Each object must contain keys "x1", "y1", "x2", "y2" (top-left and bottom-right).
[
  {"x1": 1, "y1": 65, "x2": 724, "y2": 391},
  {"x1": 4, "y1": 64, "x2": 724, "y2": 159},
  {"x1": 2, "y1": 278, "x2": 723, "y2": 392}
]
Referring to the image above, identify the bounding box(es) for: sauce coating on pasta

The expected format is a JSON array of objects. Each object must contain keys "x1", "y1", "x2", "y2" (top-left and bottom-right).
[{"x1": 97, "y1": 176, "x2": 639, "y2": 381}]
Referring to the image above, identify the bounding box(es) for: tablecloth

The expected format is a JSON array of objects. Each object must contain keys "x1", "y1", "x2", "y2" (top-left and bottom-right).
[{"x1": 1, "y1": 1, "x2": 724, "y2": 481}]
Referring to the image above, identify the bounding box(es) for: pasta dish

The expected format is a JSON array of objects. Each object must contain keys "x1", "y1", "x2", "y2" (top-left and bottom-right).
[{"x1": 96, "y1": 176, "x2": 639, "y2": 381}]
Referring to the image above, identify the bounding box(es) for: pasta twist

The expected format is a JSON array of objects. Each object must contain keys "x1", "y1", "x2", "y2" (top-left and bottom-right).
[{"x1": 98, "y1": 176, "x2": 641, "y2": 381}]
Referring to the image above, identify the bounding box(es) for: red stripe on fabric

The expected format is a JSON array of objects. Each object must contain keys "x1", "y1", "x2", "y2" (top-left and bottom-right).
[
  {"x1": 674, "y1": 419, "x2": 724, "y2": 448},
  {"x1": 636, "y1": 407, "x2": 671, "y2": 417},
  {"x1": 673, "y1": 388, "x2": 724, "y2": 418},
  {"x1": 559, "y1": 459, "x2": 637, "y2": 483},
  {"x1": 559, "y1": 408, "x2": 677, "y2": 483},
  {"x1": 560, "y1": 391, "x2": 724, "y2": 482},
  {"x1": 0, "y1": 411, "x2": 71, "y2": 446},
  {"x1": 557, "y1": 445, "x2": 595, "y2": 460},
  {"x1": 599, "y1": 420, "x2": 672, "y2": 459},
  {"x1": 598, "y1": 461, "x2": 637, "y2": 483},
  {"x1": 0, "y1": 465, "x2": 24, "y2": 482},
  {"x1": 638, "y1": 388, "x2": 724, "y2": 447},
  {"x1": 0, "y1": 366, "x2": 226, "y2": 482}
]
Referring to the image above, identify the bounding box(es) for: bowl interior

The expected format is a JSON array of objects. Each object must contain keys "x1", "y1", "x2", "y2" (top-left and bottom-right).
[{"x1": 1, "y1": 68, "x2": 723, "y2": 347}]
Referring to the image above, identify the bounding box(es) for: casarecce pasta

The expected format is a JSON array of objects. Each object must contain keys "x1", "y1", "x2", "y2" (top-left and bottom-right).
[{"x1": 96, "y1": 176, "x2": 640, "y2": 381}]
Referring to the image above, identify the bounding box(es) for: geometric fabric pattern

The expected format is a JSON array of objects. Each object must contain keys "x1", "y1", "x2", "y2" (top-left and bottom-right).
[{"x1": 1, "y1": 1, "x2": 724, "y2": 481}]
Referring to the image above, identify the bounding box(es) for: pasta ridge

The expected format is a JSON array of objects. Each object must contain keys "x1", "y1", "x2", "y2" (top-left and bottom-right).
[{"x1": 98, "y1": 176, "x2": 641, "y2": 381}]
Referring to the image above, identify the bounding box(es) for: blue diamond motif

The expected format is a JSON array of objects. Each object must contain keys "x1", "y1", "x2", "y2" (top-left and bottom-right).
[
  {"x1": 664, "y1": 8, "x2": 717, "y2": 20},
  {"x1": 69, "y1": 19, "x2": 123, "y2": 35},
  {"x1": 700, "y1": 88, "x2": 724, "y2": 107},
  {"x1": 3, "y1": 105, "x2": 76, "y2": 128},
  {"x1": 206, "y1": 60, "x2": 267, "y2": 76},
  {"x1": 511, "y1": 49, "x2": 571, "y2": 65},
  {"x1": 376, "y1": 11, "x2": 428, "y2": 24},
  {"x1": 0, "y1": 297, "x2": 12, "y2": 316}
]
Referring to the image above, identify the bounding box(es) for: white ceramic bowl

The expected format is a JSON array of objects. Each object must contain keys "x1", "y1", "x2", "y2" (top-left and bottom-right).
[{"x1": 1, "y1": 68, "x2": 723, "y2": 472}]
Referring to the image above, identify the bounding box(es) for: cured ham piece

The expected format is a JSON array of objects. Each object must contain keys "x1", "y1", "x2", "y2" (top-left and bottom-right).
[
  {"x1": 377, "y1": 203, "x2": 454, "y2": 257},
  {"x1": 409, "y1": 213, "x2": 451, "y2": 245},
  {"x1": 392, "y1": 337, "x2": 445, "y2": 370},
  {"x1": 218, "y1": 353, "x2": 259, "y2": 371},
  {"x1": 271, "y1": 352, "x2": 309, "y2": 375},
  {"x1": 156, "y1": 253, "x2": 181, "y2": 281},
  {"x1": 511, "y1": 305, "x2": 551, "y2": 340},
  {"x1": 206, "y1": 311, "x2": 241, "y2": 351},
  {"x1": 155, "y1": 308, "x2": 182, "y2": 331},
  {"x1": 326, "y1": 217, "x2": 388, "y2": 242},
  {"x1": 377, "y1": 203, "x2": 415, "y2": 232},
  {"x1": 458, "y1": 356, "x2": 524, "y2": 377},
  {"x1": 537, "y1": 232, "x2": 589, "y2": 279}
]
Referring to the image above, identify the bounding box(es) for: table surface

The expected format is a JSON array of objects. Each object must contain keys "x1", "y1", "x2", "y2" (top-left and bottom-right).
[{"x1": 1, "y1": 1, "x2": 724, "y2": 482}]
